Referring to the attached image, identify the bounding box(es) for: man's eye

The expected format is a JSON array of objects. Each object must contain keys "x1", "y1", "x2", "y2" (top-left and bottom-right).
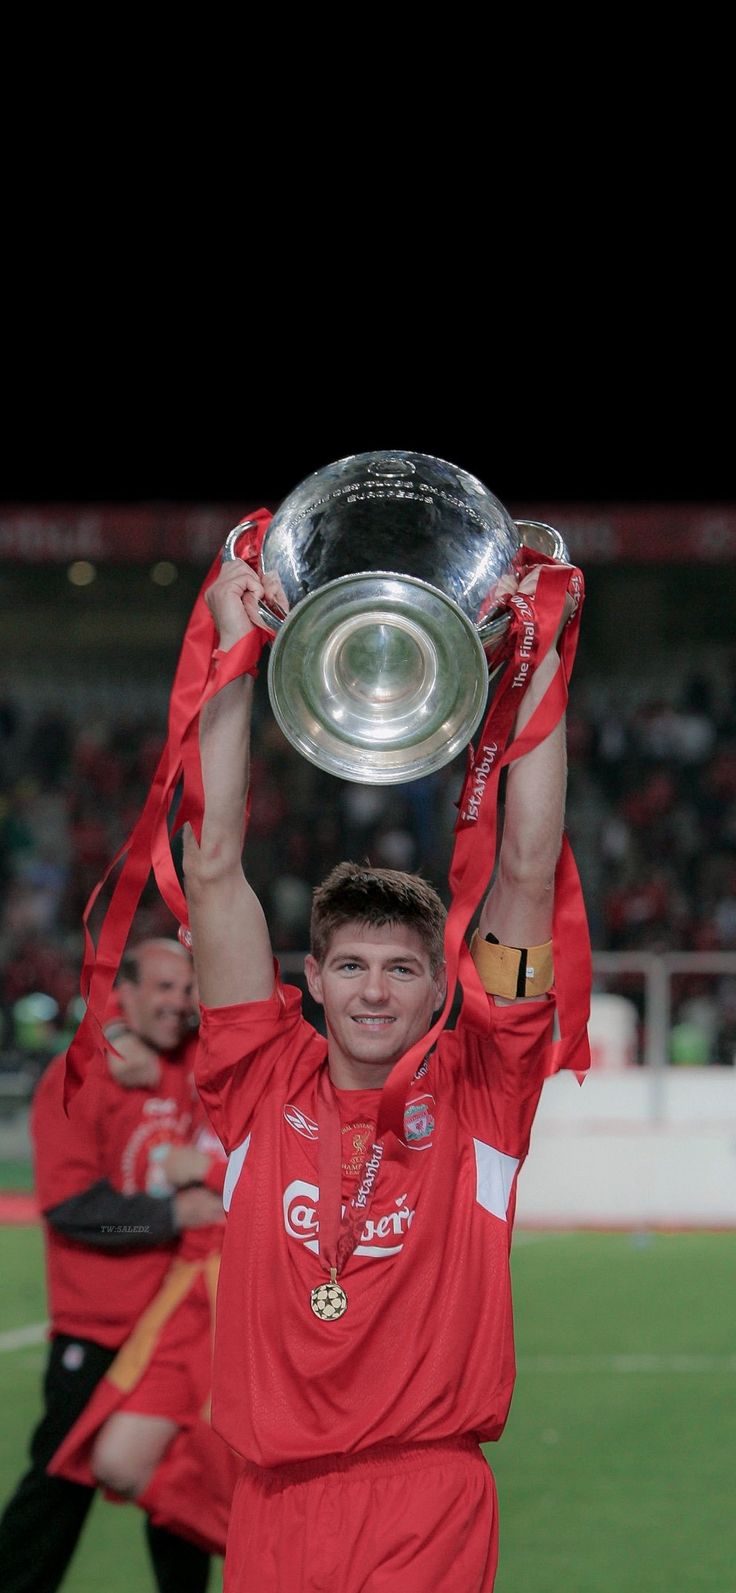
[{"x1": 392, "y1": 965, "x2": 413, "y2": 977}]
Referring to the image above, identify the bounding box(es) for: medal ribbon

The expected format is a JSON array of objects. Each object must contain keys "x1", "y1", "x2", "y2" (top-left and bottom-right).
[
  {"x1": 375, "y1": 553, "x2": 590, "y2": 1148},
  {"x1": 62, "y1": 511, "x2": 274, "y2": 1111},
  {"x1": 316, "y1": 553, "x2": 590, "y2": 1282},
  {"x1": 315, "y1": 1067, "x2": 393, "y2": 1282}
]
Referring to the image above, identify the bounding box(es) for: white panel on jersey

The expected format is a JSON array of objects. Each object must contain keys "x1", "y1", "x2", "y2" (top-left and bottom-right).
[
  {"x1": 472, "y1": 1138, "x2": 519, "y2": 1222},
  {"x1": 223, "y1": 1134, "x2": 251, "y2": 1212}
]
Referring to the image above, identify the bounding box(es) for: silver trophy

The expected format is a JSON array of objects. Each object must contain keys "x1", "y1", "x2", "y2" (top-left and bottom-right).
[{"x1": 223, "y1": 451, "x2": 567, "y2": 784}]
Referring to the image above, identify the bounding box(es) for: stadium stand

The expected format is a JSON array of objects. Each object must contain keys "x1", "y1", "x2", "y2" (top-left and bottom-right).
[{"x1": 2, "y1": 509, "x2": 736, "y2": 1082}]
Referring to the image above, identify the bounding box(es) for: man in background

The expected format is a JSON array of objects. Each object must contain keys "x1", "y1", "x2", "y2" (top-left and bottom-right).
[{"x1": 0, "y1": 938, "x2": 225, "y2": 1593}]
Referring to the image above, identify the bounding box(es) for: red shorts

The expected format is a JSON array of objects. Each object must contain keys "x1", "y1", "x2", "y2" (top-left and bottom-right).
[
  {"x1": 224, "y1": 1437, "x2": 498, "y2": 1592},
  {"x1": 122, "y1": 1277, "x2": 211, "y2": 1424}
]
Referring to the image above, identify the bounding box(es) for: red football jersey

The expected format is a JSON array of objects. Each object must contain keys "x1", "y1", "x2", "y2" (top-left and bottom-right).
[
  {"x1": 178, "y1": 1110, "x2": 228, "y2": 1262},
  {"x1": 196, "y1": 981, "x2": 555, "y2": 1468},
  {"x1": 33, "y1": 1044, "x2": 199, "y2": 1346}
]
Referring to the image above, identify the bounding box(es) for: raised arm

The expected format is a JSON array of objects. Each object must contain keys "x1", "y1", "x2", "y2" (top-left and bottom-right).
[
  {"x1": 182, "y1": 559, "x2": 278, "y2": 1007},
  {"x1": 479, "y1": 568, "x2": 573, "y2": 967}
]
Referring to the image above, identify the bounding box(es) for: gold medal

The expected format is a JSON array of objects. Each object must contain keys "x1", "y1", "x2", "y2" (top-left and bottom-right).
[{"x1": 310, "y1": 1268, "x2": 348, "y2": 1321}]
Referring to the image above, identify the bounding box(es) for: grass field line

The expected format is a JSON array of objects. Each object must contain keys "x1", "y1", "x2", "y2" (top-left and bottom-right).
[
  {"x1": 513, "y1": 1230, "x2": 576, "y2": 1245},
  {"x1": 1, "y1": 1323, "x2": 733, "y2": 1375},
  {"x1": 518, "y1": 1352, "x2": 736, "y2": 1373},
  {"x1": 0, "y1": 1322, "x2": 47, "y2": 1353}
]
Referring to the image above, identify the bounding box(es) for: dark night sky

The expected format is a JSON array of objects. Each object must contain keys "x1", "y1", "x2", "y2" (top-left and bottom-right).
[
  {"x1": 4, "y1": 334, "x2": 730, "y2": 508},
  {"x1": 4, "y1": 216, "x2": 729, "y2": 509},
  {"x1": 6, "y1": 418, "x2": 729, "y2": 509}
]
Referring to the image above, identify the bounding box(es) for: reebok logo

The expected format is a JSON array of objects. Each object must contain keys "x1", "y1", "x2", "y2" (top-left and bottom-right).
[{"x1": 284, "y1": 1105, "x2": 319, "y2": 1140}]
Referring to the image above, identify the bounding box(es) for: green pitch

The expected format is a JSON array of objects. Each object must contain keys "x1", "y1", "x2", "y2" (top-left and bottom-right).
[{"x1": 0, "y1": 1227, "x2": 732, "y2": 1593}]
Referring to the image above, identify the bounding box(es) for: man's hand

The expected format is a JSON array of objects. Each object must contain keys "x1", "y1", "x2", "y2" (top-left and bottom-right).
[
  {"x1": 496, "y1": 564, "x2": 576, "y2": 648},
  {"x1": 172, "y1": 1187, "x2": 225, "y2": 1230},
  {"x1": 105, "y1": 1031, "x2": 161, "y2": 1089},
  {"x1": 205, "y1": 558, "x2": 289, "y2": 652},
  {"x1": 159, "y1": 1145, "x2": 211, "y2": 1188}
]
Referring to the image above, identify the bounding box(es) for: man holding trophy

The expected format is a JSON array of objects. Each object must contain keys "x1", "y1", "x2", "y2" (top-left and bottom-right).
[
  {"x1": 178, "y1": 453, "x2": 590, "y2": 1590},
  {"x1": 64, "y1": 451, "x2": 590, "y2": 1590}
]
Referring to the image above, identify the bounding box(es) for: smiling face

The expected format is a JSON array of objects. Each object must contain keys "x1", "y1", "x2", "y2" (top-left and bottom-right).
[
  {"x1": 117, "y1": 944, "x2": 197, "y2": 1055},
  {"x1": 304, "y1": 920, "x2": 446, "y2": 1089}
]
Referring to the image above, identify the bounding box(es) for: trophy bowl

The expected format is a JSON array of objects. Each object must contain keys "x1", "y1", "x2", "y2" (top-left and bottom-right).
[{"x1": 226, "y1": 451, "x2": 568, "y2": 785}]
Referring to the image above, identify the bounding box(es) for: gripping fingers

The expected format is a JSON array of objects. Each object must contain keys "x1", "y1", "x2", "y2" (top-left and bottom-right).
[
  {"x1": 203, "y1": 558, "x2": 263, "y2": 640},
  {"x1": 237, "y1": 566, "x2": 289, "y2": 632},
  {"x1": 206, "y1": 557, "x2": 290, "y2": 639},
  {"x1": 262, "y1": 570, "x2": 289, "y2": 619}
]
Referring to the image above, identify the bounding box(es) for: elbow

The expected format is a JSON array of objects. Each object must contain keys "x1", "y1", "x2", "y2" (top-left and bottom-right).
[
  {"x1": 495, "y1": 845, "x2": 559, "y2": 903},
  {"x1": 183, "y1": 825, "x2": 241, "y2": 895}
]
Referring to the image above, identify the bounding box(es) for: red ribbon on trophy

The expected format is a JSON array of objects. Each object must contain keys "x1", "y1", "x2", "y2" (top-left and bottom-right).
[
  {"x1": 63, "y1": 511, "x2": 273, "y2": 1110},
  {"x1": 64, "y1": 520, "x2": 590, "y2": 1128},
  {"x1": 376, "y1": 550, "x2": 590, "y2": 1147}
]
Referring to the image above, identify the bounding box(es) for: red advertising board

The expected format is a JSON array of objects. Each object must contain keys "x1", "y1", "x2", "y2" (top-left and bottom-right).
[{"x1": 1, "y1": 502, "x2": 735, "y2": 564}]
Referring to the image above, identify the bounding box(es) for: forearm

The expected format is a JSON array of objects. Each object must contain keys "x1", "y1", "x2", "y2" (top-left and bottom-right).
[
  {"x1": 501, "y1": 647, "x2": 567, "y2": 885},
  {"x1": 45, "y1": 1180, "x2": 177, "y2": 1249},
  {"x1": 480, "y1": 646, "x2": 566, "y2": 945},
  {"x1": 185, "y1": 673, "x2": 255, "y2": 881}
]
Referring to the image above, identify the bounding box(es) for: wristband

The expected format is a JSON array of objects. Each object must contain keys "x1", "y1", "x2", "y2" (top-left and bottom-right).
[{"x1": 470, "y1": 929, "x2": 553, "y2": 998}]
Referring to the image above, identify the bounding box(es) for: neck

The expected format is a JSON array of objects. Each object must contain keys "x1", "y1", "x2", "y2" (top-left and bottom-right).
[{"x1": 327, "y1": 1055, "x2": 394, "y2": 1090}]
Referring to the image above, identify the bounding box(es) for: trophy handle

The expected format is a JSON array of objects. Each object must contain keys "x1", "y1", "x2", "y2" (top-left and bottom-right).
[
  {"x1": 514, "y1": 519, "x2": 569, "y2": 563},
  {"x1": 221, "y1": 520, "x2": 285, "y2": 633},
  {"x1": 477, "y1": 519, "x2": 569, "y2": 658}
]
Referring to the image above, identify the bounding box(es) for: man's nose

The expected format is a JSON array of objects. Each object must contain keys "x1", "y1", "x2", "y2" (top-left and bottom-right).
[{"x1": 361, "y1": 968, "x2": 389, "y2": 1004}]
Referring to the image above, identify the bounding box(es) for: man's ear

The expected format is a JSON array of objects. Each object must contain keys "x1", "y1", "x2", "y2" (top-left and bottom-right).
[
  {"x1": 433, "y1": 963, "x2": 447, "y2": 1012},
  {"x1": 304, "y1": 954, "x2": 324, "y2": 1005}
]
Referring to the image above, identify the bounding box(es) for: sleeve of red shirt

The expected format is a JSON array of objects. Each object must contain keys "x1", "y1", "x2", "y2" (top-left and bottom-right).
[
  {"x1": 442, "y1": 995, "x2": 557, "y2": 1160},
  {"x1": 203, "y1": 1156, "x2": 226, "y2": 1196},
  {"x1": 31, "y1": 1053, "x2": 107, "y2": 1210},
  {"x1": 195, "y1": 979, "x2": 322, "y2": 1155}
]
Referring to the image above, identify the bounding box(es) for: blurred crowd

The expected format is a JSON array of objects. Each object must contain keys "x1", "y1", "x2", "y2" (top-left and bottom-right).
[{"x1": 2, "y1": 653, "x2": 736, "y2": 1077}]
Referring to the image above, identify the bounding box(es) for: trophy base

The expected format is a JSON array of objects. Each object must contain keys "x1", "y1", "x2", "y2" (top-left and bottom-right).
[{"x1": 267, "y1": 571, "x2": 490, "y2": 785}]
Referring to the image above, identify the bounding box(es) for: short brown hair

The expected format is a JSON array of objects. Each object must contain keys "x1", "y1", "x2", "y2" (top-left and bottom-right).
[{"x1": 310, "y1": 862, "x2": 446, "y2": 973}]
